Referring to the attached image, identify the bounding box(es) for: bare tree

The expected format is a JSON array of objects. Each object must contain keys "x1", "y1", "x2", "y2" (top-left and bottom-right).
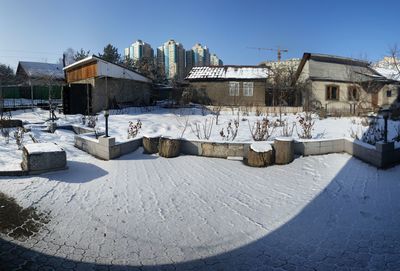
[
  {"x1": 266, "y1": 62, "x2": 307, "y2": 122},
  {"x1": 390, "y1": 44, "x2": 400, "y2": 76}
]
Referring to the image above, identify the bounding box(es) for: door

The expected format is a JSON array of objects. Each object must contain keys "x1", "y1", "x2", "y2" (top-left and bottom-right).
[{"x1": 62, "y1": 84, "x2": 92, "y2": 114}]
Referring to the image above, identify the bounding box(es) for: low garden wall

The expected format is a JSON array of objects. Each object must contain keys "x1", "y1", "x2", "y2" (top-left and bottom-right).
[{"x1": 74, "y1": 133, "x2": 400, "y2": 168}]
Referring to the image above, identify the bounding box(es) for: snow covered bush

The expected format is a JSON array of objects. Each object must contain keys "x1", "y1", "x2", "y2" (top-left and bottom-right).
[
  {"x1": 281, "y1": 119, "x2": 296, "y2": 137},
  {"x1": 86, "y1": 116, "x2": 97, "y2": 128},
  {"x1": 248, "y1": 118, "x2": 276, "y2": 141},
  {"x1": 190, "y1": 118, "x2": 214, "y2": 140},
  {"x1": 393, "y1": 124, "x2": 400, "y2": 142},
  {"x1": 13, "y1": 127, "x2": 24, "y2": 150},
  {"x1": 296, "y1": 113, "x2": 315, "y2": 139},
  {"x1": 361, "y1": 123, "x2": 384, "y2": 145},
  {"x1": 128, "y1": 120, "x2": 142, "y2": 139},
  {"x1": 220, "y1": 119, "x2": 239, "y2": 141}
]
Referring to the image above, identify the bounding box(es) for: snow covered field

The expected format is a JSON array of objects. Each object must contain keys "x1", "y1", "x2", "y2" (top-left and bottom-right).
[
  {"x1": 0, "y1": 107, "x2": 400, "y2": 269},
  {"x1": 0, "y1": 107, "x2": 399, "y2": 171},
  {"x1": 0, "y1": 152, "x2": 399, "y2": 270}
]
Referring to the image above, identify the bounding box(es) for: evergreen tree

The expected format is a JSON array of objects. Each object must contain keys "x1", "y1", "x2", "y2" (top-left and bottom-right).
[
  {"x1": 0, "y1": 64, "x2": 15, "y2": 85},
  {"x1": 99, "y1": 44, "x2": 121, "y2": 63},
  {"x1": 74, "y1": 48, "x2": 91, "y2": 61}
]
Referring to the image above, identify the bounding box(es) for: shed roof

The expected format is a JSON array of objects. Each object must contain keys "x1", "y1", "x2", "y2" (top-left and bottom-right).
[
  {"x1": 186, "y1": 66, "x2": 269, "y2": 80},
  {"x1": 63, "y1": 55, "x2": 152, "y2": 83},
  {"x1": 17, "y1": 61, "x2": 65, "y2": 80}
]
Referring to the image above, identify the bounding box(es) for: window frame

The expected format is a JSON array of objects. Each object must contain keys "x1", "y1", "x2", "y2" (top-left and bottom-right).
[
  {"x1": 229, "y1": 81, "x2": 240, "y2": 96},
  {"x1": 326, "y1": 85, "x2": 340, "y2": 101},
  {"x1": 347, "y1": 86, "x2": 360, "y2": 101},
  {"x1": 243, "y1": 82, "x2": 254, "y2": 97}
]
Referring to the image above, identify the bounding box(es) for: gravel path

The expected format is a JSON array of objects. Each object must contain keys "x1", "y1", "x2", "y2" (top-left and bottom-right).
[{"x1": 0, "y1": 152, "x2": 399, "y2": 270}]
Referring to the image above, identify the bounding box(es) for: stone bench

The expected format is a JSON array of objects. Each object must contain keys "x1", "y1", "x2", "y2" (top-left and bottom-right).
[{"x1": 22, "y1": 143, "x2": 67, "y2": 173}]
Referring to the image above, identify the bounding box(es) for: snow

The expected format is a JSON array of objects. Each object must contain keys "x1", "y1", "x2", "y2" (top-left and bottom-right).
[
  {"x1": 18, "y1": 61, "x2": 64, "y2": 80},
  {"x1": 24, "y1": 142, "x2": 63, "y2": 154},
  {"x1": 250, "y1": 142, "x2": 272, "y2": 152},
  {"x1": 0, "y1": 152, "x2": 399, "y2": 269},
  {"x1": 375, "y1": 67, "x2": 400, "y2": 81},
  {"x1": 186, "y1": 66, "x2": 268, "y2": 79},
  {"x1": 0, "y1": 107, "x2": 399, "y2": 172}
]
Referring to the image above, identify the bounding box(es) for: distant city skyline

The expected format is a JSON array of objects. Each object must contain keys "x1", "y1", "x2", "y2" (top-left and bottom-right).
[{"x1": 1, "y1": 0, "x2": 399, "y2": 70}]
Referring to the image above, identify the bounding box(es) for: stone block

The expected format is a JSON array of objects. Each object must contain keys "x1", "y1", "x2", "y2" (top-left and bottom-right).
[
  {"x1": 274, "y1": 137, "x2": 294, "y2": 164},
  {"x1": 98, "y1": 136, "x2": 115, "y2": 147},
  {"x1": 22, "y1": 143, "x2": 66, "y2": 173},
  {"x1": 376, "y1": 142, "x2": 394, "y2": 153}
]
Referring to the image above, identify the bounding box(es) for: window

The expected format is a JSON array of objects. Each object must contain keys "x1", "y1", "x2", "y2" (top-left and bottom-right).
[
  {"x1": 243, "y1": 82, "x2": 254, "y2": 96},
  {"x1": 326, "y1": 85, "x2": 339, "y2": 100},
  {"x1": 347, "y1": 86, "x2": 359, "y2": 101},
  {"x1": 229, "y1": 81, "x2": 240, "y2": 96},
  {"x1": 387, "y1": 90, "x2": 392, "y2": 97}
]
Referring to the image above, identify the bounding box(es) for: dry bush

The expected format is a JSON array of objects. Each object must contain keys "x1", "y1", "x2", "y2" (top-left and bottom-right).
[
  {"x1": 281, "y1": 119, "x2": 296, "y2": 137},
  {"x1": 220, "y1": 119, "x2": 239, "y2": 141},
  {"x1": 128, "y1": 120, "x2": 142, "y2": 139},
  {"x1": 13, "y1": 127, "x2": 24, "y2": 150},
  {"x1": 248, "y1": 117, "x2": 276, "y2": 141},
  {"x1": 296, "y1": 113, "x2": 315, "y2": 139},
  {"x1": 190, "y1": 118, "x2": 214, "y2": 140}
]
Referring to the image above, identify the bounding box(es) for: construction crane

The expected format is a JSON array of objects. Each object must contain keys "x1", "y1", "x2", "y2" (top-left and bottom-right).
[{"x1": 247, "y1": 46, "x2": 288, "y2": 62}]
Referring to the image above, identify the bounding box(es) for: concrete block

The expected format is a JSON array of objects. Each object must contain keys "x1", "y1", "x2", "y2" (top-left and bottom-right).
[
  {"x1": 376, "y1": 142, "x2": 394, "y2": 153},
  {"x1": 22, "y1": 143, "x2": 66, "y2": 173},
  {"x1": 99, "y1": 136, "x2": 116, "y2": 147}
]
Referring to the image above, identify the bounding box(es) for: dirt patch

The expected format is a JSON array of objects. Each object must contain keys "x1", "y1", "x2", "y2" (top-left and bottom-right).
[{"x1": 0, "y1": 192, "x2": 49, "y2": 240}]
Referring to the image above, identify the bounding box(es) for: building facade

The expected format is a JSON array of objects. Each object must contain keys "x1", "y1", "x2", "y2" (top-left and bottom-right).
[
  {"x1": 210, "y1": 53, "x2": 223, "y2": 66},
  {"x1": 124, "y1": 40, "x2": 154, "y2": 61},
  {"x1": 63, "y1": 55, "x2": 152, "y2": 114},
  {"x1": 186, "y1": 66, "x2": 269, "y2": 106},
  {"x1": 295, "y1": 53, "x2": 399, "y2": 114},
  {"x1": 157, "y1": 39, "x2": 185, "y2": 81}
]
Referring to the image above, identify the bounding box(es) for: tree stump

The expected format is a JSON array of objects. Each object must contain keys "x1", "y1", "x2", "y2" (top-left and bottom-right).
[
  {"x1": 159, "y1": 137, "x2": 180, "y2": 158},
  {"x1": 246, "y1": 142, "x2": 273, "y2": 167},
  {"x1": 143, "y1": 136, "x2": 160, "y2": 154},
  {"x1": 274, "y1": 137, "x2": 294, "y2": 165}
]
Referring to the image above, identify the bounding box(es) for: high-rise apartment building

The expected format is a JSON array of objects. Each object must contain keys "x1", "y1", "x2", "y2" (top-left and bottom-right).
[
  {"x1": 210, "y1": 53, "x2": 223, "y2": 66},
  {"x1": 124, "y1": 40, "x2": 154, "y2": 61},
  {"x1": 157, "y1": 39, "x2": 185, "y2": 80},
  {"x1": 185, "y1": 43, "x2": 211, "y2": 73}
]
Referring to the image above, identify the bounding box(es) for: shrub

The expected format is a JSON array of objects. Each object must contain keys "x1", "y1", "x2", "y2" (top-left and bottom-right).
[
  {"x1": 190, "y1": 118, "x2": 214, "y2": 140},
  {"x1": 296, "y1": 113, "x2": 315, "y2": 139},
  {"x1": 128, "y1": 120, "x2": 142, "y2": 139},
  {"x1": 248, "y1": 117, "x2": 276, "y2": 141},
  {"x1": 13, "y1": 127, "x2": 24, "y2": 150},
  {"x1": 220, "y1": 119, "x2": 239, "y2": 141}
]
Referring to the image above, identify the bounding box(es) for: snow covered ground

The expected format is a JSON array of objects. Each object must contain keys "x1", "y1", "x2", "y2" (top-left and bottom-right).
[
  {"x1": 0, "y1": 152, "x2": 399, "y2": 270},
  {"x1": 0, "y1": 107, "x2": 399, "y2": 171}
]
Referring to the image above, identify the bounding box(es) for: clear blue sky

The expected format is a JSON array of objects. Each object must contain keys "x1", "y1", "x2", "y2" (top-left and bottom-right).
[{"x1": 1, "y1": 0, "x2": 399, "y2": 70}]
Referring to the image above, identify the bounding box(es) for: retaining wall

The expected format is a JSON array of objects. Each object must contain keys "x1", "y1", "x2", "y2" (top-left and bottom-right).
[{"x1": 74, "y1": 133, "x2": 400, "y2": 168}]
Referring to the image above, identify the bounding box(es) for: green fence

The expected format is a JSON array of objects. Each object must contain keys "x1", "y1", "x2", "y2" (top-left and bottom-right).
[{"x1": 0, "y1": 85, "x2": 62, "y2": 100}]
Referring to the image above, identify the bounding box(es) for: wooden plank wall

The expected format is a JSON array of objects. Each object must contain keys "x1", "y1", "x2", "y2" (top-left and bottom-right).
[{"x1": 66, "y1": 62, "x2": 97, "y2": 83}]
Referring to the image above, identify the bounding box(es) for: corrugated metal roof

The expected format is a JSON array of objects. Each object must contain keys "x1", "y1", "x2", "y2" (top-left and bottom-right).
[
  {"x1": 18, "y1": 61, "x2": 64, "y2": 79},
  {"x1": 186, "y1": 66, "x2": 269, "y2": 80}
]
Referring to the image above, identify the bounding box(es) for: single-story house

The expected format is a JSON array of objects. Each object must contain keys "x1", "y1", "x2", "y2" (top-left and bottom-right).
[
  {"x1": 185, "y1": 66, "x2": 269, "y2": 106},
  {"x1": 16, "y1": 61, "x2": 65, "y2": 85},
  {"x1": 294, "y1": 53, "x2": 399, "y2": 114},
  {"x1": 63, "y1": 55, "x2": 152, "y2": 114}
]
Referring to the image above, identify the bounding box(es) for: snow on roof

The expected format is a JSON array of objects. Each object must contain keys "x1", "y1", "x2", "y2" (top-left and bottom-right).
[
  {"x1": 18, "y1": 61, "x2": 64, "y2": 80},
  {"x1": 64, "y1": 55, "x2": 152, "y2": 83},
  {"x1": 374, "y1": 67, "x2": 400, "y2": 81},
  {"x1": 186, "y1": 66, "x2": 269, "y2": 80}
]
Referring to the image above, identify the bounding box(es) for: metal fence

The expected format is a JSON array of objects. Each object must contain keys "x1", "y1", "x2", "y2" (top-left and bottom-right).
[{"x1": 0, "y1": 85, "x2": 62, "y2": 109}]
